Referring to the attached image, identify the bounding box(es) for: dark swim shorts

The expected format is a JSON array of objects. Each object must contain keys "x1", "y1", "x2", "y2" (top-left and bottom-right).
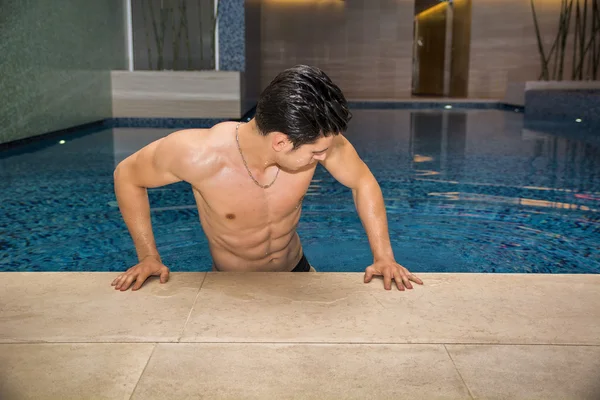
[{"x1": 291, "y1": 253, "x2": 312, "y2": 272}]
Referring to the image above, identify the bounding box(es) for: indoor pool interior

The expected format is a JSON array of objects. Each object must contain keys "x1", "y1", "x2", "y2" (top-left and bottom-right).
[
  {"x1": 4, "y1": 0, "x2": 600, "y2": 398},
  {"x1": 2, "y1": 107, "x2": 599, "y2": 274}
]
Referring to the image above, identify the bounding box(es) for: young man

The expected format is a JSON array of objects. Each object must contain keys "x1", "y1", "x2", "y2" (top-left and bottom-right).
[{"x1": 111, "y1": 65, "x2": 423, "y2": 292}]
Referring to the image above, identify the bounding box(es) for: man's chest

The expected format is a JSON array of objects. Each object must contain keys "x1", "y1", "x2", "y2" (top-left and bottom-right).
[{"x1": 192, "y1": 167, "x2": 316, "y2": 224}]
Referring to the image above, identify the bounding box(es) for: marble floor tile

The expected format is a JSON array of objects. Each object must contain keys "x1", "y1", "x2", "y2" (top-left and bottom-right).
[
  {"x1": 181, "y1": 273, "x2": 600, "y2": 344},
  {"x1": 0, "y1": 343, "x2": 155, "y2": 400},
  {"x1": 131, "y1": 343, "x2": 470, "y2": 400},
  {"x1": 446, "y1": 344, "x2": 600, "y2": 400},
  {"x1": 0, "y1": 272, "x2": 205, "y2": 342}
]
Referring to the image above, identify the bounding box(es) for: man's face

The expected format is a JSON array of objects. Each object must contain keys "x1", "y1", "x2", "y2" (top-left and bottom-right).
[{"x1": 277, "y1": 135, "x2": 334, "y2": 171}]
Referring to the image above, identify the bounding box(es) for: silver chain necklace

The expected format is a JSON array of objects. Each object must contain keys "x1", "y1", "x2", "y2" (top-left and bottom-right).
[{"x1": 235, "y1": 122, "x2": 280, "y2": 189}]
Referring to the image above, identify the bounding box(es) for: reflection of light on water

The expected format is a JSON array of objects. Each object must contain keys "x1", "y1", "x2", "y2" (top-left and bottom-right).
[
  {"x1": 520, "y1": 198, "x2": 591, "y2": 210},
  {"x1": 427, "y1": 192, "x2": 596, "y2": 212},
  {"x1": 428, "y1": 192, "x2": 460, "y2": 200},
  {"x1": 524, "y1": 185, "x2": 578, "y2": 192},
  {"x1": 418, "y1": 177, "x2": 460, "y2": 184},
  {"x1": 417, "y1": 177, "x2": 600, "y2": 196},
  {"x1": 517, "y1": 225, "x2": 564, "y2": 239},
  {"x1": 414, "y1": 170, "x2": 439, "y2": 176},
  {"x1": 413, "y1": 154, "x2": 434, "y2": 163},
  {"x1": 575, "y1": 193, "x2": 600, "y2": 201},
  {"x1": 306, "y1": 184, "x2": 321, "y2": 196}
]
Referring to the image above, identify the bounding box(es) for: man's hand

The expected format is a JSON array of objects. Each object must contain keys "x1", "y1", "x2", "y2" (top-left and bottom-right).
[
  {"x1": 111, "y1": 256, "x2": 170, "y2": 291},
  {"x1": 364, "y1": 260, "x2": 423, "y2": 291}
]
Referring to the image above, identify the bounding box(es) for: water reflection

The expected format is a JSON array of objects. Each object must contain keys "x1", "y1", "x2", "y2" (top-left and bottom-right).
[
  {"x1": 410, "y1": 112, "x2": 444, "y2": 176},
  {"x1": 372, "y1": 109, "x2": 600, "y2": 208}
]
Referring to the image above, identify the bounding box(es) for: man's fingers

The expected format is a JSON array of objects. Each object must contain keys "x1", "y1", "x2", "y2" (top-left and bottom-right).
[
  {"x1": 132, "y1": 273, "x2": 150, "y2": 291},
  {"x1": 119, "y1": 275, "x2": 136, "y2": 291},
  {"x1": 111, "y1": 275, "x2": 122, "y2": 286},
  {"x1": 364, "y1": 264, "x2": 422, "y2": 291},
  {"x1": 392, "y1": 270, "x2": 405, "y2": 291},
  {"x1": 113, "y1": 275, "x2": 128, "y2": 287},
  {"x1": 383, "y1": 271, "x2": 394, "y2": 291},
  {"x1": 400, "y1": 271, "x2": 413, "y2": 290},
  {"x1": 114, "y1": 275, "x2": 128, "y2": 290},
  {"x1": 393, "y1": 270, "x2": 403, "y2": 291},
  {"x1": 160, "y1": 268, "x2": 169, "y2": 284}
]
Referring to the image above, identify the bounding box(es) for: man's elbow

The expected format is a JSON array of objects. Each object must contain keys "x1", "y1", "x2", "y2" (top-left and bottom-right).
[
  {"x1": 356, "y1": 172, "x2": 379, "y2": 191},
  {"x1": 113, "y1": 158, "x2": 133, "y2": 185},
  {"x1": 114, "y1": 152, "x2": 137, "y2": 179},
  {"x1": 113, "y1": 162, "x2": 125, "y2": 182}
]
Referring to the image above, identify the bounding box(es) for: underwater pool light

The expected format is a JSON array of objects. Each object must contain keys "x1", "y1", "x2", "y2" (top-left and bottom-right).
[
  {"x1": 444, "y1": 105, "x2": 452, "y2": 109},
  {"x1": 59, "y1": 140, "x2": 66, "y2": 144},
  {"x1": 576, "y1": 118, "x2": 582, "y2": 123}
]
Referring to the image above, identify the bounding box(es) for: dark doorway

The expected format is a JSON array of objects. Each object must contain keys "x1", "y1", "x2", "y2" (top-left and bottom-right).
[{"x1": 412, "y1": 0, "x2": 472, "y2": 97}]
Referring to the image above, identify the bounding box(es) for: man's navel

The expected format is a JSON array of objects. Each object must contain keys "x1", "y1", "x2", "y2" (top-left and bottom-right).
[{"x1": 226, "y1": 213, "x2": 236, "y2": 220}]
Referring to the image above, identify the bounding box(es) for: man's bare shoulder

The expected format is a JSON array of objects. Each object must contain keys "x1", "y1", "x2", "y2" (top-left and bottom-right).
[
  {"x1": 158, "y1": 121, "x2": 237, "y2": 182},
  {"x1": 320, "y1": 133, "x2": 349, "y2": 162}
]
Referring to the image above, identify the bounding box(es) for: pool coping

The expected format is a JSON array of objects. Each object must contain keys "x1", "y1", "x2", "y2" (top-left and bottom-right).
[
  {"x1": 2, "y1": 271, "x2": 599, "y2": 344},
  {"x1": 1, "y1": 272, "x2": 599, "y2": 398}
]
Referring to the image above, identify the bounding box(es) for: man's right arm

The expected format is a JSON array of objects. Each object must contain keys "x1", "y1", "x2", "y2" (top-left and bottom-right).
[
  {"x1": 112, "y1": 130, "x2": 197, "y2": 290},
  {"x1": 114, "y1": 136, "x2": 182, "y2": 263}
]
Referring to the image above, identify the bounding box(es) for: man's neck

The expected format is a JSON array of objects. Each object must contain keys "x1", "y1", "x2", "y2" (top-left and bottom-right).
[{"x1": 237, "y1": 120, "x2": 277, "y2": 172}]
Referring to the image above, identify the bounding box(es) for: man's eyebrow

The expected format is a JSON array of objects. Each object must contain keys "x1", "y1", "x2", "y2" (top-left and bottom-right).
[{"x1": 312, "y1": 148, "x2": 329, "y2": 154}]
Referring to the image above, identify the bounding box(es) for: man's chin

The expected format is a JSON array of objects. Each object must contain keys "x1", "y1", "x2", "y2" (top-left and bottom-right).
[{"x1": 280, "y1": 163, "x2": 314, "y2": 173}]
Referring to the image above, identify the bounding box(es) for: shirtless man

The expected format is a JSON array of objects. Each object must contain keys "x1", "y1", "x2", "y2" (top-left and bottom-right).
[{"x1": 111, "y1": 65, "x2": 423, "y2": 292}]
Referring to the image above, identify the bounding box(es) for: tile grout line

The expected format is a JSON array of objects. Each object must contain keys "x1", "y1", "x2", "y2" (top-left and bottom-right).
[
  {"x1": 444, "y1": 344, "x2": 475, "y2": 400},
  {"x1": 129, "y1": 342, "x2": 158, "y2": 400},
  {"x1": 176, "y1": 273, "x2": 208, "y2": 343}
]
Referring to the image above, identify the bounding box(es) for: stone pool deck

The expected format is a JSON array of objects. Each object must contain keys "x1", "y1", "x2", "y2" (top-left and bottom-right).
[{"x1": 1, "y1": 272, "x2": 599, "y2": 399}]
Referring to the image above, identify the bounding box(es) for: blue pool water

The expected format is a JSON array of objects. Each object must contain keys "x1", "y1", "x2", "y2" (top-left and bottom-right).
[{"x1": 1, "y1": 109, "x2": 599, "y2": 273}]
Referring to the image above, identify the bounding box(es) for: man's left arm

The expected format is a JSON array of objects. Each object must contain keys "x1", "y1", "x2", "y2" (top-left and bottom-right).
[{"x1": 320, "y1": 135, "x2": 423, "y2": 291}]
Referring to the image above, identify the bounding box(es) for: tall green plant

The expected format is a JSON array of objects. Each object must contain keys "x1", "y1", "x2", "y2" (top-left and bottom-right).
[{"x1": 531, "y1": 0, "x2": 600, "y2": 80}]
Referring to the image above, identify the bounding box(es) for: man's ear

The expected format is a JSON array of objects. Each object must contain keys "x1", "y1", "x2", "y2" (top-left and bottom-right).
[{"x1": 271, "y1": 132, "x2": 290, "y2": 152}]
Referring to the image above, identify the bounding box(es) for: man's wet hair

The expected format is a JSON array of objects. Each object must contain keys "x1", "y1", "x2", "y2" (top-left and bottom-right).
[{"x1": 255, "y1": 65, "x2": 352, "y2": 149}]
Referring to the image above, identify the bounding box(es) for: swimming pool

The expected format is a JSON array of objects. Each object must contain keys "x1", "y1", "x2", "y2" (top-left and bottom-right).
[{"x1": 1, "y1": 108, "x2": 599, "y2": 273}]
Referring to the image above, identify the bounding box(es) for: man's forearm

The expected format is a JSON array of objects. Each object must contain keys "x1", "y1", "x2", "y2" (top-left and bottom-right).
[
  {"x1": 114, "y1": 167, "x2": 162, "y2": 263},
  {"x1": 352, "y1": 177, "x2": 395, "y2": 262}
]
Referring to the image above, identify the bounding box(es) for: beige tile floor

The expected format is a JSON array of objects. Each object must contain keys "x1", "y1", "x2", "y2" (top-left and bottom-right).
[{"x1": 1, "y1": 272, "x2": 599, "y2": 400}]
